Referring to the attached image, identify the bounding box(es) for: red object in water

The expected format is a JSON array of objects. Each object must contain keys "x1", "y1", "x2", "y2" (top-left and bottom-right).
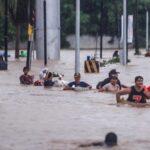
[
  {"x1": 145, "y1": 86, "x2": 150, "y2": 91},
  {"x1": 147, "y1": 86, "x2": 150, "y2": 91}
]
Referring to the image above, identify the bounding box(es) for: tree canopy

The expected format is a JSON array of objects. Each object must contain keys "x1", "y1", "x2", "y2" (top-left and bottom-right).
[
  {"x1": 61, "y1": 0, "x2": 150, "y2": 48},
  {"x1": 0, "y1": 0, "x2": 150, "y2": 50},
  {"x1": 0, "y1": 0, "x2": 35, "y2": 58}
]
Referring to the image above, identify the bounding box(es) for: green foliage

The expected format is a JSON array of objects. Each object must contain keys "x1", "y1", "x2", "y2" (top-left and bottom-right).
[
  {"x1": 0, "y1": 17, "x2": 4, "y2": 48},
  {"x1": 61, "y1": 0, "x2": 124, "y2": 47},
  {"x1": 0, "y1": 0, "x2": 35, "y2": 58},
  {"x1": 100, "y1": 57, "x2": 131, "y2": 67},
  {"x1": 61, "y1": 0, "x2": 75, "y2": 47},
  {"x1": 61, "y1": 0, "x2": 150, "y2": 48},
  {"x1": 80, "y1": 12, "x2": 90, "y2": 35},
  {"x1": 0, "y1": 16, "x2": 16, "y2": 49},
  {"x1": 100, "y1": 58, "x2": 120, "y2": 67},
  {"x1": 1, "y1": 0, "x2": 150, "y2": 49},
  {"x1": 20, "y1": 23, "x2": 28, "y2": 42}
]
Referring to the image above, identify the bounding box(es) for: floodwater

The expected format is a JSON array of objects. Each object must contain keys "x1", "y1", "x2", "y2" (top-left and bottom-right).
[{"x1": 0, "y1": 49, "x2": 150, "y2": 150}]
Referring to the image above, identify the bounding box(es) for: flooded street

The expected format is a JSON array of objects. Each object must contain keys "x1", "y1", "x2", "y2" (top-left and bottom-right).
[{"x1": 1, "y1": 49, "x2": 150, "y2": 150}]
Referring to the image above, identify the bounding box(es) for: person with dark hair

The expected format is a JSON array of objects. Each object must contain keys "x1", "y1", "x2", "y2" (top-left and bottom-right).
[
  {"x1": 96, "y1": 69, "x2": 124, "y2": 90},
  {"x1": 43, "y1": 72, "x2": 55, "y2": 87},
  {"x1": 20, "y1": 66, "x2": 34, "y2": 85},
  {"x1": 63, "y1": 73, "x2": 92, "y2": 91},
  {"x1": 116, "y1": 76, "x2": 150, "y2": 103},
  {"x1": 104, "y1": 132, "x2": 117, "y2": 147},
  {"x1": 99, "y1": 76, "x2": 120, "y2": 93},
  {"x1": 79, "y1": 132, "x2": 117, "y2": 148},
  {"x1": 108, "y1": 69, "x2": 120, "y2": 78},
  {"x1": 112, "y1": 50, "x2": 119, "y2": 58}
]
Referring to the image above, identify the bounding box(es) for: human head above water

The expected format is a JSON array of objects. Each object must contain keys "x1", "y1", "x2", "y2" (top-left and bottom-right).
[
  {"x1": 23, "y1": 66, "x2": 29, "y2": 71},
  {"x1": 135, "y1": 76, "x2": 143, "y2": 82},
  {"x1": 104, "y1": 132, "x2": 117, "y2": 147},
  {"x1": 109, "y1": 69, "x2": 120, "y2": 77},
  {"x1": 23, "y1": 66, "x2": 29, "y2": 74},
  {"x1": 74, "y1": 72, "x2": 81, "y2": 78},
  {"x1": 110, "y1": 76, "x2": 118, "y2": 84},
  {"x1": 74, "y1": 72, "x2": 81, "y2": 82}
]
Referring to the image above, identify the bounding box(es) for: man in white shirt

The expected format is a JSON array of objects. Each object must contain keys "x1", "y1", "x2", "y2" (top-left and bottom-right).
[{"x1": 99, "y1": 76, "x2": 120, "y2": 93}]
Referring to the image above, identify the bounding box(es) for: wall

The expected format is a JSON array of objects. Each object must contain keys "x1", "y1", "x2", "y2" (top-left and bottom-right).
[{"x1": 66, "y1": 35, "x2": 120, "y2": 49}]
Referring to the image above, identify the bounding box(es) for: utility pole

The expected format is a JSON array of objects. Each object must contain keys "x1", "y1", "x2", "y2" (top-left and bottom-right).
[
  {"x1": 75, "y1": 0, "x2": 80, "y2": 73},
  {"x1": 4, "y1": 0, "x2": 8, "y2": 63},
  {"x1": 26, "y1": 0, "x2": 33, "y2": 69},
  {"x1": 146, "y1": 9, "x2": 149, "y2": 51},
  {"x1": 43, "y1": 0, "x2": 47, "y2": 66},
  {"x1": 100, "y1": 0, "x2": 103, "y2": 59},
  {"x1": 36, "y1": 0, "x2": 60, "y2": 60},
  {"x1": 134, "y1": 0, "x2": 140, "y2": 55},
  {"x1": 123, "y1": 0, "x2": 127, "y2": 65}
]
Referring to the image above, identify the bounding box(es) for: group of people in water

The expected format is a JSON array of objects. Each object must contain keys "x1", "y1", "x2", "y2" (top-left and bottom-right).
[{"x1": 19, "y1": 66, "x2": 150, "y2": 105}]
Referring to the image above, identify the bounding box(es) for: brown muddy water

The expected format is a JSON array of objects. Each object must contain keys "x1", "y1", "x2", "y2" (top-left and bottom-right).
[{"x1": 0, "y1": 50, "x2": 150, "y2": 150}]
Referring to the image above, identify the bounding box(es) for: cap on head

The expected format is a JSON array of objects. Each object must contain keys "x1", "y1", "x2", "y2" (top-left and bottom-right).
[
  {"x1": 109, "y1": 69, "x2": 120, "y2": 76},
  {"x1": 135, "y1": 76, "x2": 143, "y2": 82},
  {"x1": 74, "y1": 72, "x2": 80, "y2": 77},
  {"x1": 104, "y1": 132, "x2": 117, "y2": 147}
]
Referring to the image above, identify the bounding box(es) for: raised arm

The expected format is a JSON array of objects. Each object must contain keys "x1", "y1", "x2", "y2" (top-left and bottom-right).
[{"x1": 116, "y1": 88, "x2": 131, "y2": 103}]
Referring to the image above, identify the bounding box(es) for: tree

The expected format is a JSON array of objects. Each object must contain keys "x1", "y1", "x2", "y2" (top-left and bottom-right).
[
  {"x1": 0, "y1": 0, "x2": 35, "y2": 58},
  {"x1": 1, "y1": 0, "x2": 150, "y2": 50}
]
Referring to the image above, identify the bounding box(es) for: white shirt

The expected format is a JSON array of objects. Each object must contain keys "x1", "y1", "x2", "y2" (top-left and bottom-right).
[{"x1": 103, "y1": 83, "x2": 120, "y2": 92}]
